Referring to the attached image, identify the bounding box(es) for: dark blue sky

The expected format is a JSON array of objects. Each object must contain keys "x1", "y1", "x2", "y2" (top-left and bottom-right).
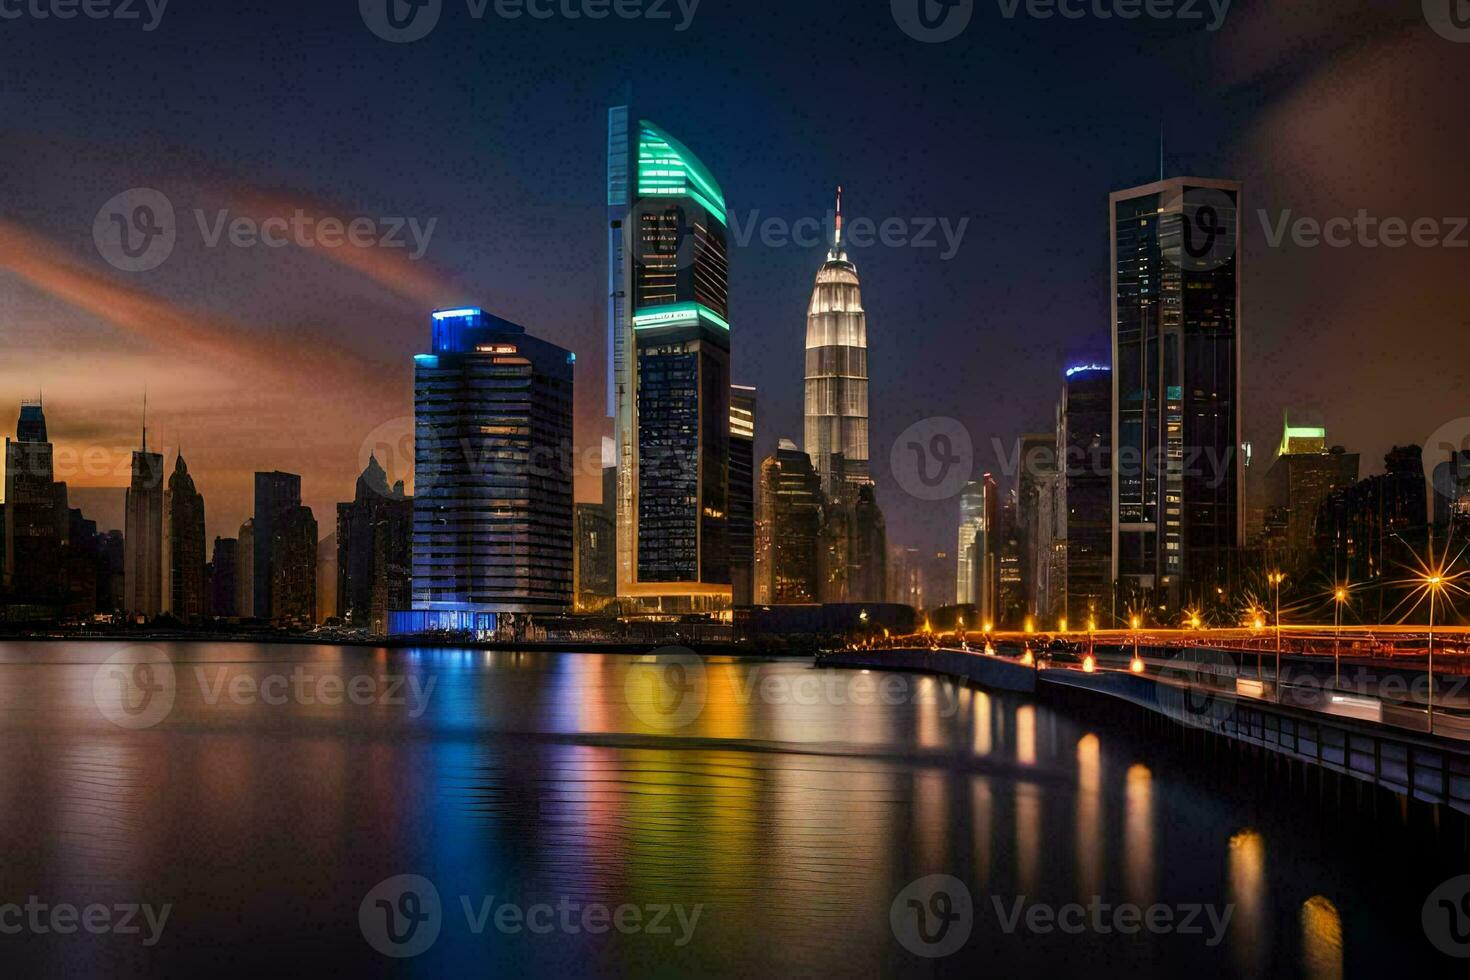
[{"x1": 2, "y1": 0, "x2": 1466, "y2": 554}]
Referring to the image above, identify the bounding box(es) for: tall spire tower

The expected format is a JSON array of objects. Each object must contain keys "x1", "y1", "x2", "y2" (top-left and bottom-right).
[{"x1": 803, "y1": 186, "x2": 871, "y2": 501}]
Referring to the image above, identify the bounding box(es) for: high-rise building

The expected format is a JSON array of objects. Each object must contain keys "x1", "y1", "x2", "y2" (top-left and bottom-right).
[
  {"x1": 757, "y1": 441, "x2": 823, "y2": 605},
  {"x1": 608, "y1": 106, "x2": 732, "y2": 614},
  {"x1": 1316, "y1": 446, "x2": 1428, "y2": 619},
  {"x1": 208, "y1": 536, "x2": 238, "y2": 619},
  {"x1": 252, "y1": 471, "x2": 301, "y2": 620},
  {"x1": 1263, "y1": 414, "x2": 1359, "y2": 565},
  {"x1": 164, "y1": 454, "x2": 207, "y2": 622},
  {"x1": 888, "y1": 545, "x2": 925, "y2": 610},
  {"x1": 337, "y1": 454, "x2": 413, "y2": 632},
  {"x1": 1060, "y1": 365, "x2": 1113, "y2": 625},
  {"x1": 123, "y1": 421, "x2": 164, "y2": 619},
  {"x1": 270, "y1": 505, "x2": 317, "y2": 627},
  {"x1": 804, "y1": 188, "x2": 871, "y2": 501},
  {"x1": 236, "y1": 520, "x2": 254, "y2": 619},
  {"x1": 729, "y1": 385, "x2": 757, "y2": 607},
  {"x1": 957, "y1": 475, "x2": 999, "y2": 621},
  {"x1": 1017, "y1": 431, "x2": 1057, "y2": 619},
  {"x1": 1111, "y1": 176, "x2": 1243, "y2": 609},
  {"x1": 997, "y1": 492, "x2": 1025, "y2": 627},
  {"x1": 574, "y1": 462, "x2": 617, "y2": 612},
  {"x1": 3, "y1": 400, "x2": 68, "y2": 607},
  {"x1": 408, "y1": 308, "x2": 574, "y2": 623}
]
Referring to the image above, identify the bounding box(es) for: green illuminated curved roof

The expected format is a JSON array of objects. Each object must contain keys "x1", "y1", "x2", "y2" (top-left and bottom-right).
[{"x1": 638, "y1": 121, "x2": 727, "y2": 224}]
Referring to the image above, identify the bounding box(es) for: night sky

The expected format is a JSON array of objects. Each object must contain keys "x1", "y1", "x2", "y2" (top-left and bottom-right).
[{"x1": 1, "y1": 0, "x2": 1467, "y2": 559}]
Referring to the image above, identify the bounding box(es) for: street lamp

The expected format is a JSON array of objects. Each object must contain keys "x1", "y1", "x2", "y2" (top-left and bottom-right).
[
  {"x1": 1130, "y1": 615, "x2": 1144, "y2": 673},
  {"x1": 1269, "y1": 572, "x2": 1286, "y2": 700},
  {"x1": 1427, "y1": 573, "x2": 1444, "y2": 726},
  {"x1": 1333, "y1": 586, "x2": 1348, "y2": 688}
]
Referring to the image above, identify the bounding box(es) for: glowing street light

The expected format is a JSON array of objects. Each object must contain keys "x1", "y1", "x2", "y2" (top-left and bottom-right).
[
  {"x1": 1333, "y1": 586, "x2": 1349, "y2": 687},
  {"x1": 1129, "y1": 615, "x2": 1144, "y2": 674},
  {"x1": 1269, "y1": 572, "x2": 1286, "y2": 701},
  {"x1": 1427, "y1": 572, "x2": 1445, "y2": 724}
]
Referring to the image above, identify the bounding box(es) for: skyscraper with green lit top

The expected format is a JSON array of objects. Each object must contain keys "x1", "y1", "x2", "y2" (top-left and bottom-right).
[{"x1": 607, "y1": 107, "x2": 732, "y2": 614}]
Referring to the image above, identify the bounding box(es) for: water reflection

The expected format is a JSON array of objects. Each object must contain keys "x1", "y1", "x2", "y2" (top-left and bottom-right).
[
  {"x1": 1301, "y1": 895, "x2": 1343, "y2": 980},
  {"x1": 1229, "y1": 828, "x2": 1268, "y2": 976},
  {"x1": 0, "y1": 645, "x2": 1443, "y2": 977}
]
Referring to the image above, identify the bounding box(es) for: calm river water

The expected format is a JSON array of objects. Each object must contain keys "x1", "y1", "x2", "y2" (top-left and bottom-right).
[{"x1": 0, "y1": 642, "x2": 1463, "y2": 977}]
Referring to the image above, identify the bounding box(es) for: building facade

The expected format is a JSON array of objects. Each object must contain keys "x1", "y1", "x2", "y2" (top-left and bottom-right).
[
  {"x1": 729, "y1": 385, "x2": 756, "y2": 606},
  {"x1": 3, "y1": 401, "x2": 68, "y2": 608},
  {"x1": 804, "y1": 188, "x2": 871, "y2": 501},
  {"x1": 252, "y1": 471, "x2": 301, "y2": 621},
  {"x1": 1060, "y1": 365, "x2": 1113, "y2": 625},
  {"x1": 757, "y1": 441, "x2": 823, "y2": 605},
  {"x1": 609, "y1": 107, "x2": 732, "y2": 614},
  {"x1": 1111, "y1": 176, "x2": 1243, "y2": 610},
  {"x1": 410, "y1": 308, "x2": 574, "y2": 620},
  {"x1": 165, "y1": 454, "x2": 207, "y2": 622},
  {"x1": 123, "y1": 427, "x2": 164, "y2": 619},
  {"x1": 337, "y1": 454, "x2": 413, "y2": 632}
]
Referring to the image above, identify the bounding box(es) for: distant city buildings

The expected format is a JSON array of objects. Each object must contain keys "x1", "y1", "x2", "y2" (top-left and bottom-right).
[
  {"x1": 336, "y1": 454, "x2": 412, "y2": 633},
  {"x1": 1316, "y1": 445, "x2": 1428, "y2": 618},
  {"x1": 1262, "y1": 414, "x2": 1359, "y2": 568},
  {"x1": 3, "y1": 401, "x2": 68, "y2": 611},
  {"x1": 270, "y1": 503, "x2": 317, "y2": 628},
  {"x1": 164, "y1": 454, "x2": 207, "y2": 622},
  {"x1": 252, "y1": 471, "x2": 302, "y2": 621},
  {"x1": 1432, "y1": 450, "x2": 1470, "y2": 530},
  {"x1": 957, "y1": 476, "x2": 998, "y2": 622},
  {"x1": 574, "y1": 459, "x2": 616, "y2": 613},
  {"x1": 729, "y1": 385, "x2": 757, "y2": 606},
  {"x1": 609, "y1": 107, "x2": 733, "y2": 615},
  {"x1": 757, "y1": 440, "x2": 823, "y2": 605},
  {"x1": 1112, "y1": 176, "x2": 1243, "y2": 611},
  {"x1": 123, "y1": 422, "x2": 164, "y2": 620},
  {"x1": 208, "y1": 536, "x2": 238, "y2": 619},
  {"x1": 404, "y1": 307, "x2": 574, "y2": 631}
]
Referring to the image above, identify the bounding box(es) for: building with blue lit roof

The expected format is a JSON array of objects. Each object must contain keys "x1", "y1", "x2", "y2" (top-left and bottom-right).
[{"x1": 400, "y1": 307, "x2": 574, "y2": 630}]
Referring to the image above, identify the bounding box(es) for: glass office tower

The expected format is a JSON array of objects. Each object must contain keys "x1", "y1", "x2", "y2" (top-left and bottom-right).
[
  {"x1": 409, "y1": 308, "x2": 574, "y2": 622},
  {"x1": 608, "y1": 107, "x2": 732, "y2": 613},
  {"x1": 1111, "y1": 177, "x2": 1242, "y2": 610}
]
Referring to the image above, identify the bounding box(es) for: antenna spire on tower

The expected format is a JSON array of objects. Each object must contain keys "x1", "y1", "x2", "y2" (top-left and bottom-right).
[
  {"x1": 141, "y1": 389, "x2": 148, "y2": 453},
  {"x1": 835, "y1": 185, "x2": 843, "y2": 248}
]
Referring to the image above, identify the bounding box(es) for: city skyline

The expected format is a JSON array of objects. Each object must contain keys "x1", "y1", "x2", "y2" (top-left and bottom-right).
[{"x1": 2, "y1": 2, "x2": 1466, "y2": 563}]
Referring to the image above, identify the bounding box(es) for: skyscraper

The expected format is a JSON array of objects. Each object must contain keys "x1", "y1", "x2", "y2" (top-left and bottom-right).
[
  {"x1": 574, "y1": 461, "x2": 616, "y2": 613},
  {"x1": 408, "y1": 307, "x2": 574, "y2": 624},
  {"x1": 123, "y1": 419, "x2": 164, "y2": 619},
  {"x1": 208, "y1": 536, "x2": 237, "y2": 619},
  {"x1": 337, "y1": 454, "x2": 413, "y2": 632},
  {"x1": 3, "y1": 400, "x2": 68, "y2": 607},
  {"x1": 729, "y1": 385, "x2": 756, "y2": 606},
  {"x1": 270, "y1": 505, "x2": 317, "y2": 627},
  {"x1": 804, "y1": 188, "x2": 871, "y2": 501},
  {"x1": 165, "y1": 454, "x2": 207, "y2": 622},
  {"x1": 253, "y1": 471, "x2": 301, "y2": 620},
  {"x1": 608, "y1": 106, "x2": 732, "y2": 614},
  {"x1": 957, "y1": 475, "x2": 998, "y2": 621},
  {"x1": 1060, "y1": 364, "x2": 1113, "y2": 625},
  {"x1": 1263, "y1": 414, "x2": 1358, "y2": 565},
  {"x1": 235, "y1": 520, "x2": 254, "y2": 619},
  {"x1": 757, "y1": 441, "x2": 824, "y2": 605},
  {"x1": 1111, "y1": 176, "x2": 1243, "y2": 609}
]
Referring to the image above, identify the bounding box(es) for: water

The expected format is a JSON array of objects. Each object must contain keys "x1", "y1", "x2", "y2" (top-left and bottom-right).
[{"x1": 0, "y1": 642, "x2": 1462, "y2": 977}]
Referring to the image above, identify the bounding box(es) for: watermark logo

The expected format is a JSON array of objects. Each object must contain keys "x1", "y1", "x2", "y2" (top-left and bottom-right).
[
  {"x1": 892, "y1": 0, "x2": 974, "y2": 42},
  {"x1": 624, "y1": 646, "x2": 706, "y2": 730},
  {"x1": 93, "y1": 647, "x2": 176, "y2": 730},
  {"x1": 726, "y1": 210, "x2": 970, "y2": 261},
  {"x1": 1424, "y1": 418, "x2": 1470, "y2": 505},
  {"x1": 360, "y1": 874, "x2": 443, "y2": 958},
  {"x1": 359, "y1": 415, "x2": 432, "y2": 497},
  {"x1": 891, "y1": 875, "x2": 973, "y2": 957},
  {"x1": 360, "y1": 0, "x2": 443, "y2": 42},
  {"x1": 1157, "y1": 646, "x2": 1238, "y2": 719},
  {"x1": 0, "y1": 0, "x2": 169, "y2": 30},
  {"x1": 890, "y1": 417, "x2": 974, "y2": 501},
  {"x1": 1163, "y1": 186, "x2": 1236, "y2": 272},
  {"x1": 93, "y1": 188, "x2": 176, "y2": 273},
  {"x1": 1423, "y1": 875, "x2": 1470, "y2": 957},
  {"x1": 1424, "y1": 0, "x2": 1470, "y2": 42}
]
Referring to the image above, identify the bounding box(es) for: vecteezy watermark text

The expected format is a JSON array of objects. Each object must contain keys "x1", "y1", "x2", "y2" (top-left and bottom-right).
[
  {"x1": 892, "y1": 0, "x2": 1229, "y2": 43},
  {"x1": 359, "y1": 875, "x2": 703, "y2": 958},
  {"x1": 360, "y1": 0, "x2": 700, "y2": 43},
  {"x1": 726, "y1": 211, "x2": 970, "y2": 261},
  {"x1": 1259, "y1": 210, "x2": 1469, "y2": 250},
  {"x1": 0, "y1": 898, "x2": 171, "y2": 946},
  {"x1": 0, "y1": 0, "x2": 168, "y2": 30}
]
